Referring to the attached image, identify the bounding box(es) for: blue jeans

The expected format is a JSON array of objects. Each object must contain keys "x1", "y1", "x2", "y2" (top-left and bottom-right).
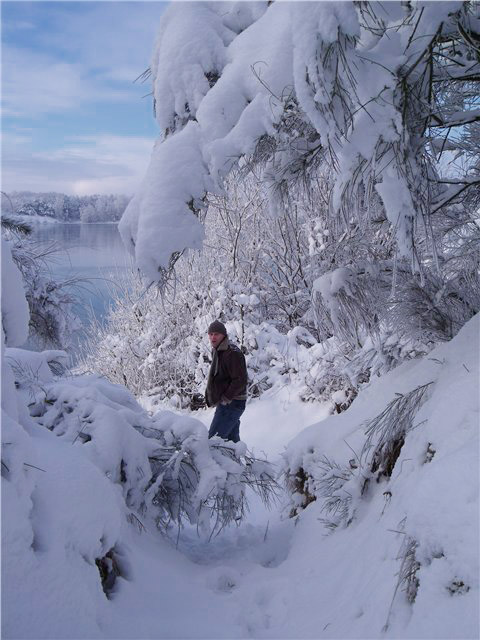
[{"x1": 208, "y1": 399, "x2": 246, "y2": 443}]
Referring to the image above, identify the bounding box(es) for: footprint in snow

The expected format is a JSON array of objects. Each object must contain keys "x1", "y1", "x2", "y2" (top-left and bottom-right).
[{"x1": 206, "y1": 567, "x2": 241, "y2": 593}]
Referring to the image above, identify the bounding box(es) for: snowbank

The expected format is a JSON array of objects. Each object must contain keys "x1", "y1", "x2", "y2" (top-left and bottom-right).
[
  {"x1": 1, "y1": 237, "x2": 29, "y2": 349},
  {"x1": 280, "y1": 313, "x2": 479, "y2": 638},
  {"x1": 2, "y1": 346, "x2": 276, "y2": 639}
]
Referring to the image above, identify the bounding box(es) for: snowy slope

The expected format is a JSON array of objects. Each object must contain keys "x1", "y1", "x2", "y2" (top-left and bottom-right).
[
  {"x1": 272, "y1": 313, "x2": 480, "y2": 638},
  {"x1": 171, "y1": 315, "x2": 478, "y2": 639},
  {"x1": 101, "y1": 312, "x2": 480, "y2": 639},
  {"x1": 3, "y1": 308, "x2": 478, "y2": 638}
]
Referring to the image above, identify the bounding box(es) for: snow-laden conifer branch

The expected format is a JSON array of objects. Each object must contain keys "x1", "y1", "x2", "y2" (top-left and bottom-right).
[
  {"x1": 360, "y1": 382, "x2": 434, "y2": 480},
  {"x1": 120, "y1": 1, "x2": 479, "y2": 283},
  {"x1": 138, "y1": 421, "x2": 280, "y2": 537},
  {"x1": 0, "y1": 215, "x2": 32, "y2": 236},
  {"x1": 283, "y1": 380, "x2": 435, "y2": 530},
  {"x1": 8, "y1": 357, "x2": 279, "y2": 540}
]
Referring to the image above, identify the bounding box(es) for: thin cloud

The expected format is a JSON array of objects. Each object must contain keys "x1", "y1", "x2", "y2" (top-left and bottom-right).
[
  {"x1": 2, "y1": 3, "x2": 164, "y2": 118},
  {"x1": 2, "y1": 133, "x2": 154, "y2": 195},
  {"x1": 4, "y1": 20, "x2": 36, "y2": 31},
  {"x1": 30, "y1": 3, "x2": 163, "y2": 82},
  {"x1": 2, "y1": 45, "x2": 133, "y2": 118},
  {"x1": 1, "y1": 3, "x2": 165, "y2": 195}
]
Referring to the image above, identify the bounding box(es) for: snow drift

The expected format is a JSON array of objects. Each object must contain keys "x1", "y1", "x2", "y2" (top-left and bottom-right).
[
  {"x1": 280, "y1": 313, "x2": 479, "y2": 639},
  {"x1": 2, "y1": 226, "x2": 478, "y2": 638}
]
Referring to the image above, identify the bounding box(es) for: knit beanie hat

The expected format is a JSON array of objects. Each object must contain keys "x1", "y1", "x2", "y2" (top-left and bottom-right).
[{"x1": 207, "y1": 320, "x2": 227, "y2": 335}]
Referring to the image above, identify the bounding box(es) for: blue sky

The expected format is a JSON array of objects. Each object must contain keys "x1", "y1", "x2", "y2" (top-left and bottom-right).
[{"x1": 2, "y1": 1, "x2": 167, "y2": 195}]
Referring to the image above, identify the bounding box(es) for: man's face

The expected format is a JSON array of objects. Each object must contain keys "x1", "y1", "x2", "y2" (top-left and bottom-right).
[{"x1": 208, "y1": 332, "x2": 225, "y2": 349}]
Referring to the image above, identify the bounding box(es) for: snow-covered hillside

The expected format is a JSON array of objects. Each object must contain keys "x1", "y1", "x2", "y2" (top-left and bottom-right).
[
  {"x1": 278, "y1": 313, "x2": 479, "y2": 639},
  {"x1": 2, "y1": 230, "x2": 478, "y2": 637},
  {"x1": 3, "y1": 1, "x2": 479, "y2": 637}
]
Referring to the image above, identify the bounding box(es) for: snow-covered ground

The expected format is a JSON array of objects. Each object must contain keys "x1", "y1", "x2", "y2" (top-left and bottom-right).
[
  {"x1": 3, "y1": 314, "x2": 478, "y2": 638},
  {"x1": 2, "y1": 221, "x2": 479, "y2": 640},
  {"x1": 111, "y1": 316, "x2": 480, "y2": 640},
  {"x1": 143, "y1": 385, "x2": 331, "y2": 460}
]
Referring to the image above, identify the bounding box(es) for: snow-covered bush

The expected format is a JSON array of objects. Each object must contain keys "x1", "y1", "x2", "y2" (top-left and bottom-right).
[
  {"x1": 1, "y1": 220, "x2": 82, "y2": 350},
  {"x1": 80, "y1": 268, "x2": 213, "y2": 407},
  {"x1": 83, "y1": 175, "x2": 320, "y2": 405},
  {"x1": 115, "y1": 0, "x2": 479, "y2": 412},
  {"x1": 283, "y1": 379, "x2": 435, "y2": 527},
  {"x1": 1, "y1": 238, "x2": 35, "y2": 533},
  {"x1": 360, "y1": 382, "x2": 433, "y2": 481},
  {"x1": 138, "y1": 411, "x2": 278, "y2": 536},
  {"x1": 280, "y1": 313, "x2": 479, "y2": 635},
  {"x1": 7, "y1": 354, "x2": 278, "y2": 539},
  {"x1": 1, "y1": 232, "x2": 279, "y2": 635},
  {"x1": 82, "y1": 256, "x2": 355, "y2": 409},
  {"x1": 2, "y1": 236, "x2": 128, "y2": 633}
]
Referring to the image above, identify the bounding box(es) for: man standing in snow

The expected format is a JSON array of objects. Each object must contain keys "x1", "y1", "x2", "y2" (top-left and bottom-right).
[{"x1": 206, "y1": 320, "x2": 248, "y2": 443}]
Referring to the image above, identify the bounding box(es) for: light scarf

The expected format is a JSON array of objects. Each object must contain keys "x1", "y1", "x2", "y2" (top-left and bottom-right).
[{"x1": 206, "y1": 337, "x2": 229, "y2": 403}]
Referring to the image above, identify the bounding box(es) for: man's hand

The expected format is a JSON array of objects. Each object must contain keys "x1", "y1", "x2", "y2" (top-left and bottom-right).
[{"x1": 220, "y1": 396, "x2": 232, "y2": 405}]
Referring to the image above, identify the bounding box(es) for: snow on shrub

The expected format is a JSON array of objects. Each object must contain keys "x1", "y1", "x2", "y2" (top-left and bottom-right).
[
  {"x1": 281, "y1": 313, "x2": 479, "y2": 631},
  {"x1": 1, "y1": 233, "x2": 278, "y2": 634},
  {"x1": 360, "y1": 381, "x2": 433, "y2": 482},
  {"x1": 7, "y1": 360, "x2": 278, "y2": 539},
  {"x1": 1, "y1": 237, "x2": 37, "y2": 572},
  {"x1": 138, "y1": 411, "x2": 278, "y2": 536},
  {"x1": 3, "y1": 225, "x2": 84, "y2": 350},
  {"x1": 1, "y1": 237, "x2": 128, "y2": 635},
  {"x1": 122, "y1": 2, "x2": 479, "y2": 286},
  {"x1": 82, "y1": 248, "x2": 368, "y2": 411}
]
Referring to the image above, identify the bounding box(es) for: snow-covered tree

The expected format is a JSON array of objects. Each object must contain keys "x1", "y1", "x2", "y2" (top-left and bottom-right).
[
  {"x1": 79, "y1": 202, "x2": 99, "y2": 223},
  {"x1": 0, "y1": 220, "x2": 82, "y2": 350},
  {"x1": 120, "y1": 1, "x2": 479, "y2": 279},
  {"x1": 117, "y1": 0, "x2": 479, "y2": 400},
  {"x1": 5, "y1": 191, "x2": 130, "y2": 222}
]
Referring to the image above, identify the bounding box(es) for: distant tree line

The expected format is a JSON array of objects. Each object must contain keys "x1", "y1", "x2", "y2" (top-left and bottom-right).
[{"x1": 2, "y1": 191, "x2": 130, "y2": 223}]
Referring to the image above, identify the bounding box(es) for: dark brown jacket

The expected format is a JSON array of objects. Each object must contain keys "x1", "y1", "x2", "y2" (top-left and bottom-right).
[{"x1": 205, "y1": 338, "x2": 248, "y2": 407}]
